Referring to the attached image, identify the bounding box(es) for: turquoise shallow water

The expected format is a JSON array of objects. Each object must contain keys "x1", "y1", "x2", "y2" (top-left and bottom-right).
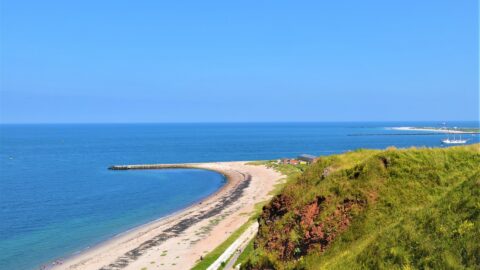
[{"x1": 0, "y1": 122, "x2": 478, "y2": 269}]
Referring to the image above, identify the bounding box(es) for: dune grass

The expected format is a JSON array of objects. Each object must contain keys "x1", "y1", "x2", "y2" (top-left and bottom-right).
[{"x1": 243, "y1": 144, "x2": 480, "y2": 269}]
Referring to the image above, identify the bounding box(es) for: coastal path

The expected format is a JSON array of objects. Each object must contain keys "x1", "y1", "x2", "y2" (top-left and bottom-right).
[{"x1": 207, "y1": 222, "x2": 258, "y2": 270}]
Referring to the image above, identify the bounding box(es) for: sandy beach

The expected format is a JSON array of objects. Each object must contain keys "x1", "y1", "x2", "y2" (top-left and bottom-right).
[
  {"x1": 50, "y1": 161, "x2": 283, "y2": 270},
  {"x1": 390, "y1": 127, "x2": 469, "y2": 133}
]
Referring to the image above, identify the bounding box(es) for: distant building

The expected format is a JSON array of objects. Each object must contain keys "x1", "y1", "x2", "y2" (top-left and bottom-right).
[
  {"x1": 280, "y1": 158, "x2": 299, "y2": 165},
  {"x1": 297, "y1": 154, "x2": 318, "y2": 164}
]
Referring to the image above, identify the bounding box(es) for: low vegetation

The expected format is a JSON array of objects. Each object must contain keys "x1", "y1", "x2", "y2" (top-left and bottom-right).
[
  {"x1": 242, "y1": 144, "x2": 480, "y2": 269},
  {"x1": 191, "y1": 220, "x2": 256, "y2": 270}
]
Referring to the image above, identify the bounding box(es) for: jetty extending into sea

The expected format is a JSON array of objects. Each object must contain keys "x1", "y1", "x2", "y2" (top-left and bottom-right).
[{"x1": 109, "y1": 164, "x2": 202, "y2": 170}]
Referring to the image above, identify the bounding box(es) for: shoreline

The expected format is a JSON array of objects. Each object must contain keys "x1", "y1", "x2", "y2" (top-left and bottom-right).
[
  {"x1": 50, "y1": 161, "x2": 283, "y2": 270},
  {"x1": 390, "y1": 127, "x2": 477, "y2": 134},
  {"x1": 44, "y1": 166, "x2": 231, "y2": 269}
]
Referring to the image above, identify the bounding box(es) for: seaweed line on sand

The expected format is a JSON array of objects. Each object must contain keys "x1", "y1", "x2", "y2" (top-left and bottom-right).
[{"x1": 98, "y1": 172, "x2": 251, "y2": 270}]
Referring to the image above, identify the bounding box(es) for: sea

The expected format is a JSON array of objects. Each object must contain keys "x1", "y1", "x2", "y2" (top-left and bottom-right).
[{"x1": 0, "y1": 122, "x2": 478, "y2": 270}]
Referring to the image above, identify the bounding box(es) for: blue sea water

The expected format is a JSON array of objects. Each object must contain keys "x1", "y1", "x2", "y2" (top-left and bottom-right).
[{"x1": 0, "y1": 122, "x2": 478, "y2": 270}]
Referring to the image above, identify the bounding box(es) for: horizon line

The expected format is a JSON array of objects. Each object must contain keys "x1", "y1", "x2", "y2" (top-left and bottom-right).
[{"x1": 0, "y1": 120, "x2": 479, "y2": 125}]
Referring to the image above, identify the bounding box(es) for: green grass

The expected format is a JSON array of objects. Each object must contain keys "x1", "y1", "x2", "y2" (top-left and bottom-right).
[
  {"x1": 236, "y1": 239, "x2": 255, "y2": 267},
  {"x1": 242, "y1": 144, "x2": 480, "y2": 269},
  {"x1": 191, "y1": 220, "x2": 255, "y2": 270},
  {"x1": 247, "y1": 160, "x2": 307, "y2": 178}
]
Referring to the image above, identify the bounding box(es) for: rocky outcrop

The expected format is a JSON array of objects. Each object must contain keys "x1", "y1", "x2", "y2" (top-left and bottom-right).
[
  {"x1": 256, "y1": 196, "x2": 365, "y2": 262},
  {"x1": 261, "y1": 194, "x2": 293, "y2": 224},
  {"x1": 300, "y1": 198, "x2": 364, "y2": 254}
]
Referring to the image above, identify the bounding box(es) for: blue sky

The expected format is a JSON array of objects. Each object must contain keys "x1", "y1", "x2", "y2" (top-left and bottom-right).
[{"x1": 0, "y1": 0, "x2": 478, "y2": 123}]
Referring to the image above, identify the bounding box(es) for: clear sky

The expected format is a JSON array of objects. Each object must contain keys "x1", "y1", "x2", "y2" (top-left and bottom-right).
[{"x1": 0, "y1": 0, "x2": 478, "y2": 123}]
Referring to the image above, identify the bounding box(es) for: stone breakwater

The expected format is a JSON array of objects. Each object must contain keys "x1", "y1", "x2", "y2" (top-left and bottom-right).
[{"x1": 109, "y1": 164, "x2": 204, "y2": 170}]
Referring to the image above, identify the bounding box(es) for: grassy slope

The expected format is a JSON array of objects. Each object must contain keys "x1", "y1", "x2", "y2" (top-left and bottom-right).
[{"x1": 243, "y1": 144, "x2": 480, "y2": 269}]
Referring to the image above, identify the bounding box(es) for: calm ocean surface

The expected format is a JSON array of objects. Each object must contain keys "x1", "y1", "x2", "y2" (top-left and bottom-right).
[{"x1": 0, "y1": 122, "x2": 478, "y2": 270}]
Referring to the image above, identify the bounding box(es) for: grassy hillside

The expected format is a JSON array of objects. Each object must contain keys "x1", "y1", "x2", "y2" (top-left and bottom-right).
[{"x1": 243, "y1": 144, "x2": 480, "y2": 269}]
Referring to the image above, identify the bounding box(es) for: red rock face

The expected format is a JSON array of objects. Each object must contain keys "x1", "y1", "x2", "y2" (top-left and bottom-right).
[
  {"x1": 257, "y1": 195, "x2": 365, "y2": 261},
  {"x1": 261, "y1": 194, "x2": 293, "y2": 224},
  {"x1": 303, "y1": 198, "x2": 364, "y2": 253}
]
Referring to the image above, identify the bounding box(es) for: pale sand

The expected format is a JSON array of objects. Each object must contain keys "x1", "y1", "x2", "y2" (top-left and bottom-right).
[
  {"x1": 390, "y1": 127, "x2": 467, "y2": 133},
  {"x1": 51, "y1": 161, "x2": 283, "y2": 270}
]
